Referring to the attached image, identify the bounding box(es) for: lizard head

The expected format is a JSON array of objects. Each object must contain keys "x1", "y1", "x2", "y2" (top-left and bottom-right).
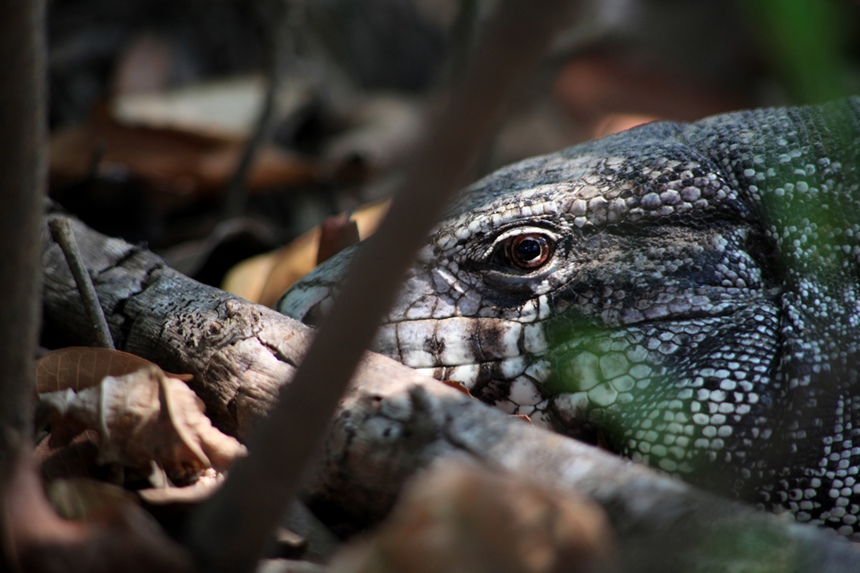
[
  {"x1": 284, "y1": 98, "x2": 860, "y2": 533},
  {"x1": 278, "y1": 120, "x2": 782, "y2": 475}
]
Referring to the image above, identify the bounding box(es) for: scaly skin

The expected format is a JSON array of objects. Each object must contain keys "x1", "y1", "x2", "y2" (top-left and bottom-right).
[{"x1": 279, "y1": 97, "x2": 860, "y2": 536}]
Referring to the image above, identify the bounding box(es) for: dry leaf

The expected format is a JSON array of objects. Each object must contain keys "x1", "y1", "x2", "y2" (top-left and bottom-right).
[
  {"x1": 48, "y1": 478, "x2": 140, "y2": 521},
  {"x1": 329, "y1": 462, "x2": 616, "y2": 573},
  {"x1": 317, "y1": 213, "x2": 360, "y2": 265},
  {"x1": 137, "y1": 475, "x2": 221, "y2": 507},
  {"x1": 36, "y1": 429, "x2": 103, "y2": 483},
  {"x1": 36, "y1": 346, "x2": 192, "y2": 395},
  {"x1": 49, "y1": 109, "x2": 318, "y2": 199},
  {"x1": 39, "y1": 365, "x2": 246, "y2": 482},
  {"x1": 219, "y1": 247, "x2": 281, "y2": 305},
  {"x1": 223, "y1": 198, "x2": 390, "y2": 306},
  {"x1": 4, "y1": 455, "x2": 194, "y2": 573},
  {"x1": 112, "y1": 76, "x2": 265, "y2": 139}
]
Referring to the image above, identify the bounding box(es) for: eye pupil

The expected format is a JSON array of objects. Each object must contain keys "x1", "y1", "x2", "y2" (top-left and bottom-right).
[
  {"x1": 515, "y1": 237, "x2": 542, "y2": 261},
  {"x1": 503, "y1": 233, "x2": 554, "y2": 270}
]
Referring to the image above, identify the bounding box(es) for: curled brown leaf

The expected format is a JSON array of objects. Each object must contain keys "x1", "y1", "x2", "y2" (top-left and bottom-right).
[
  {"x1": 39, "y1": 365, "x2": 246, "y2": 483},
  {"x1": 36, "y1": 346, "x2": 192, "y2": 394}
]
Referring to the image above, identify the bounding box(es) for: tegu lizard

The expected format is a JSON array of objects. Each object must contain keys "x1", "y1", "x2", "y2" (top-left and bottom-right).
[{"x1": 278, "y1": 97, "x2": 860, "y2": 536}]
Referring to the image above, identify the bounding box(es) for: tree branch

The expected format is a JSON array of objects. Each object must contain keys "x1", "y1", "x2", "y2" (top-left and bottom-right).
[{"x1": 41, "y1": 210, "x2": 860, "y2": 572}]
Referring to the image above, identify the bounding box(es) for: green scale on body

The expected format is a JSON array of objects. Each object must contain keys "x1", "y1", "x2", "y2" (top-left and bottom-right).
[{"x1": 279, "y1": 97, "x2": 860, "y2": 537}]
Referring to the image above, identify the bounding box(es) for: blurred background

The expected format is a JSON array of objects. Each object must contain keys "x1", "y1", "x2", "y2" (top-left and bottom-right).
[{"x1": 46, "y1": 0, "x2": 860, "y2": 301}]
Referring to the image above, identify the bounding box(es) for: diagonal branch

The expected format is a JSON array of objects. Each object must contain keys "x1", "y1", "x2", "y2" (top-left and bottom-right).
[{"x1": 184, "y1": 1, "x2": 581, "y2": 571}]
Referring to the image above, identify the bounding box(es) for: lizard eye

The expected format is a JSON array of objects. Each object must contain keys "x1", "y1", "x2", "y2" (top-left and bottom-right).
[{"x1": 498, "y1": 233, "x2": 555, "y2": 270}]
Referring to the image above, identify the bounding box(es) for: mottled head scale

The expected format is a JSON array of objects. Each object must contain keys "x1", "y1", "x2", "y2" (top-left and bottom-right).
[{"x1": 279, "y1": 97, "x2": 860, "y2": 536}]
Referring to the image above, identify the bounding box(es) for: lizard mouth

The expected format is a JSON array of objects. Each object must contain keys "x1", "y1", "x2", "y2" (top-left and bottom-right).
[
  {"x1": 372, "y1": 315, "x2": 550, "y2": 370},
  {"x1": 411, "y1": 353, "x2": 551, "y2": 388},
  {"x1": 411, "y1": 356, "x2": 556, "y2": 428}
]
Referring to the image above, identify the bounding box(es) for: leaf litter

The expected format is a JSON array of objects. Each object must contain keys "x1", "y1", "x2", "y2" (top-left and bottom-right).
[{"x1": 37, "y1": 348, "x2": 246, "y2": 485}]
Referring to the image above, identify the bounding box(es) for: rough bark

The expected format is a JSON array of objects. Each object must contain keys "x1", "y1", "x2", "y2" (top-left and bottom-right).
[
  {"x1": 42, "y1": 212, "x2": 860, "y2": 572},
  {"x1": 43, "y1": 210, "x2": 317, "y2": 439}
]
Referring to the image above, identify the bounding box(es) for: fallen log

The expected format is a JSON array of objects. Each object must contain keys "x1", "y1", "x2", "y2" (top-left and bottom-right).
[{"x1": 41, "y1": 210, "x2": 860, "y2": 571}]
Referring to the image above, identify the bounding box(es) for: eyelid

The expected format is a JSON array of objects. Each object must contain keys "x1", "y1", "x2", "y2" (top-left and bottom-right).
[{"x1": 480, "y1": 226, "x2": 560, "y2": 260}]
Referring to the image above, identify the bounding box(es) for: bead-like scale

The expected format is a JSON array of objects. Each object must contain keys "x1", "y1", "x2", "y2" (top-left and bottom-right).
[{"x1": 279, "y1": 97, "x2": 860, "y2": 536}]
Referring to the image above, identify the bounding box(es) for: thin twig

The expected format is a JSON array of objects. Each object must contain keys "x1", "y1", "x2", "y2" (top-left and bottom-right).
[
  {"x1": 222, "y1": 0, "x2": 291, "y2": 219},
  {"x1": 0, "y1": 0, "x2": 46, "y2": 466},
  {"x1": 445, "y1": 0, "x2": 481, "y2": 86},
  {"x1": 48, "y1": 217, "x2": 114, "y2": 350},
  {"x1": 0, "y1": 2, "x2": 47, "y2": 570},
  {"x1": 185, "y1": 1, "x2": 580, "y2": 571}
]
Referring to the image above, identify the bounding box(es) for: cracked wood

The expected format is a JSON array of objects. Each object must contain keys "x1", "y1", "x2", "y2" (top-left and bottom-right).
[{"x1": 41, "y1": 209, "x2": 860, "y2": 572}]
